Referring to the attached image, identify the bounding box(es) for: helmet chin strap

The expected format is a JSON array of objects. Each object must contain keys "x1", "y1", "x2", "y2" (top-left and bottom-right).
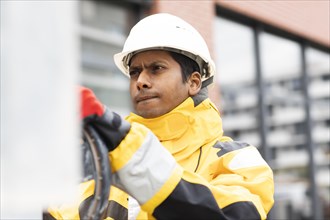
[{"x1": 201, "y1": 76, "x2": 213, "y2": 88}]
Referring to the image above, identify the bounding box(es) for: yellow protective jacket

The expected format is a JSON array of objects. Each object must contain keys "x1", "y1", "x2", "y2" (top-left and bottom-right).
[{"x1": 46, "y1": 96, "x2": 274, "y2": 220}]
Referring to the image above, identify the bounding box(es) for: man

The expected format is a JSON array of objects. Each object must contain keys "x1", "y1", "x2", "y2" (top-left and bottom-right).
[{"x1": 45, "y1": 13, "x2": 274, "y2": 219}]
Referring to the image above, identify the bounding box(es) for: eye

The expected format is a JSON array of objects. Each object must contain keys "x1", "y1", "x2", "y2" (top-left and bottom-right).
[
  {"x1": 151, "y1": 65, "x2": 165, "y2": 73},
  {"x1": 129, "y1": 68, "x2": 140, "y2": 78}
]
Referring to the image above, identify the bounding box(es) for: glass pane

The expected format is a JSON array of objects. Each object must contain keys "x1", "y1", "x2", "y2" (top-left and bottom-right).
[
  {"x1": 215, "y1": 18, "x2": 255, "y2": 85},
  {"x1": 79, "y1": 1, "x2": 135, "y2": 117},
  {"x1": 306, "y1": 47, "x2": 330, "y2": 219},
  {"x1": 306, "y1": 47, "x2": 330, "y2": 76},
  {"x1": 214, "y1": 17, "x2": 259, "y2": 147},
  {"x1": 261, "y1": 33, "x2": 301, "y2": 79},
  {"x1": 81, "y1": 37, "x2": 122, "y2": 76},
  {"x1": 260, "y1": 33, "x2": 312, "y2": 219},
  {"x1": 80, "y1": 1, "x2": 130, "y2": 37},
  {"x1": 260, "y1": 33, "x2": 305, "y2": 151}
]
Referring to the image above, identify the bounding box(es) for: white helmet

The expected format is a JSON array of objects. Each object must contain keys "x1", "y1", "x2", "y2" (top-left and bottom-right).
[{"x1": 114, "y1": 13, "x2": 215, "y2": 87}]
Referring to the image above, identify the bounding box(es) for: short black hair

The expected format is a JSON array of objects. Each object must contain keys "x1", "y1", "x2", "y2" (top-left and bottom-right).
[{"x1": 169, "y1": 51, "x2": 200, "y2": 83}]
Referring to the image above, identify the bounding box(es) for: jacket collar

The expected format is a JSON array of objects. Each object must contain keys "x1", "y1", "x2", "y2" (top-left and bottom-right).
[{"x1": 126, "y1": 96, "x2": 223, "y2": 157}]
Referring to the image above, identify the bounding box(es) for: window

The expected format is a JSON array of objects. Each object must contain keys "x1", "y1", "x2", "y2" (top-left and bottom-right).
[
  {"x1": 214, "y1": 17, "x2": 260, "y2": 147},
  {"x1": 260, "y1": 33, "x2": 307, "y2": 169},
  {"x1": 215, "y1": 9, "x2": 330, "y2": 220},
  {"x1": 306, "y1": 47, "x2": 330, "y2": 209}
]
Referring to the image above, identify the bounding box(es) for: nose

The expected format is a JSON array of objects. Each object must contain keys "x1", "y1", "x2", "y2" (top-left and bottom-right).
[{"x1": 136, "y1": 70, "x2": 151, "y2": 90}]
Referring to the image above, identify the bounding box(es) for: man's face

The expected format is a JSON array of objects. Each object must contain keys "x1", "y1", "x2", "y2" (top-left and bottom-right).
[{"x1": 129, "y1": 50, "x2": 190, "y2": 118}]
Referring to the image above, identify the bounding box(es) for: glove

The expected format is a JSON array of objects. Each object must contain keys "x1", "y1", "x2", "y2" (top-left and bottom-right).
[
  {"x1": 80, "y1": 86, "x2": 105, "y2": 119},
  {"x1": 79, "y1": 86, "x2": 131, "y2": 152}
]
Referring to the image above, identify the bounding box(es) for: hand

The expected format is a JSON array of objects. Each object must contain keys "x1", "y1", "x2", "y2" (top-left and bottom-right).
[{"x1": 79, "y1": 86, "x2": 131, "y2": 152}]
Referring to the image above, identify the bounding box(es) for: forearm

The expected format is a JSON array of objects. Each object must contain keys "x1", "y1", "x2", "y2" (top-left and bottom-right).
[{"x1": 109, "y1": 122, "x2": 182, "y2": 207}]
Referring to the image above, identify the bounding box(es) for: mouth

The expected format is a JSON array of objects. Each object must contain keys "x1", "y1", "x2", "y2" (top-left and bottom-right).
[{"x1": 136, "y1": 95, "x2": 158, "y2": 103}]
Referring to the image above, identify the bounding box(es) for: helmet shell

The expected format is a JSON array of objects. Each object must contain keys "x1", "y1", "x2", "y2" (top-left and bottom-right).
[{"x1": 114, "y1": 13, "x2": 215, "y2": 83}]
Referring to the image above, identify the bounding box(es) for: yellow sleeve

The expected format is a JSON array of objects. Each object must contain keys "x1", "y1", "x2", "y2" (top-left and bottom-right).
[{"x1": 109, "y1": 123, "x2": 274, "y2": 220}]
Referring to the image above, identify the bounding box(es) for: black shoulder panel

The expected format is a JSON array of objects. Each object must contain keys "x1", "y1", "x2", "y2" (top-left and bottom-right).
[
  {"x1": 153, "y1": 179, "x2": 225, "y2": 220},
  {"x1": 213, "y1": 141, "x2": 250, "y2": 157},
  {"x1": 223, "y1": 201, "x2": 261, "y2": 220}
]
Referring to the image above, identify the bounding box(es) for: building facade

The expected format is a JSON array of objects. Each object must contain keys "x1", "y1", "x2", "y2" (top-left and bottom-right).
[{"x1": 79, "y1": 1, "x2": 329, "y2": 219}]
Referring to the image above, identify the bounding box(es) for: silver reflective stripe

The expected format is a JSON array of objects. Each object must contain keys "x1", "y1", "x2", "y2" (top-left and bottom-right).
[
  {"x1": 228, "y1": 146, "x2": 268, "y2": 170},
  {"x1": 112, "y1": 131, "x2": 177, "y2": 204},
  {"x1": 128, "y1": 196, "x2": 140, "y2": 220}
]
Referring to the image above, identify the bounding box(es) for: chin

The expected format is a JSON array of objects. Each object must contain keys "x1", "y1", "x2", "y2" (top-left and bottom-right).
[{"x1": 137, "y1": 109, "x2": 162, "y2": 119}]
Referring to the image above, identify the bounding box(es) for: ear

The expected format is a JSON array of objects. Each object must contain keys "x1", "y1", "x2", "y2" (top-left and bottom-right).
[{"x1": 188, "y1": 72, "x2": 202, "y2": 96}]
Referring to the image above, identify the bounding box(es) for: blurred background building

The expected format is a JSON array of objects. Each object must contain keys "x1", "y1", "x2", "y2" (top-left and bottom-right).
[
  {"x1": 78, "y1": 1, "x2": 329, "y2": 219},
  {"x1": 1, "y1": 0, "x2": 329, "y2": 219}
]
